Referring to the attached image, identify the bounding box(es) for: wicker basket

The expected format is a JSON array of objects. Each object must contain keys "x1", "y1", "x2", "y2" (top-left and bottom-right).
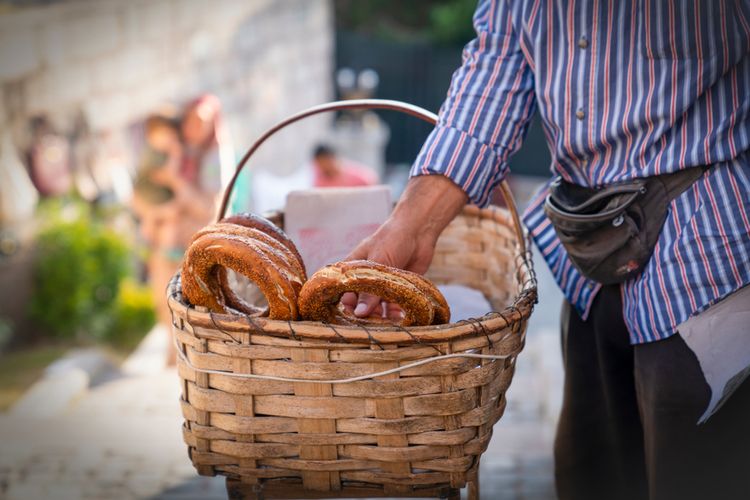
[{"x1": 168, "y1": 99, "x2": 537, "y2": 500}]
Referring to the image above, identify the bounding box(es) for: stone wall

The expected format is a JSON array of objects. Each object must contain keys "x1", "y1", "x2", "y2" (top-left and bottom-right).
[{"x1": 0, "y1": 0, "x2": 334, "y2": 187}]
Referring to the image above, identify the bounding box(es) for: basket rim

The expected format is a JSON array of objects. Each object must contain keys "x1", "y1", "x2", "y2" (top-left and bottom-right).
[{"x1": 168, "y1": 204, "x2": 537, "y2": 345}]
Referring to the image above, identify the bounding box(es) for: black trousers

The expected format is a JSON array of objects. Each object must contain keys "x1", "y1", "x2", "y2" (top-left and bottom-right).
[{"x1": 555, "y1": 285, "x2": 750, "y2": 500}]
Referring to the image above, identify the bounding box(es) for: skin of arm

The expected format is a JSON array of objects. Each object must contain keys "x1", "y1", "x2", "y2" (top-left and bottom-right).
[{"x1": 344, "y1": 174, "x2": 468, "y2": 317}]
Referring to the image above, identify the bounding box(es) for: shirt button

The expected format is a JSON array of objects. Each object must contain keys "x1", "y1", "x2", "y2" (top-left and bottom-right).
[
  {"x1": 578, "y1": 36, "x2": 589, "y2": 49},
  {"x1": 576, "y1": 108, "x2": 585, "y2": 120}
]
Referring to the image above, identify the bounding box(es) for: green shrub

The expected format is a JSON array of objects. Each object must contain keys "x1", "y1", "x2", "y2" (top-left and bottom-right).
[
  {"x1": 108, "y1": 279, "x2": 156, "y2": 350},
  {"x1": 29, "y1": 205, "x2": 130, "y2": 340}
]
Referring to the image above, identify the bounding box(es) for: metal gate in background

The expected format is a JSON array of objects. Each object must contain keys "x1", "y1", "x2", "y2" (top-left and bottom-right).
[{"x1": 335, "y1": 30, "x2": 552, "y2": 177}]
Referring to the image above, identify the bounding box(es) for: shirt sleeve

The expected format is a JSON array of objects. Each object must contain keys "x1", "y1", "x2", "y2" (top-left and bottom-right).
[{"x1": 411, "y1": 0, "x2": 536, "y2": 207}]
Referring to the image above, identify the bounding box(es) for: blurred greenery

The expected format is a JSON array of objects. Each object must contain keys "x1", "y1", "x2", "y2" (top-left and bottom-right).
[
  {"x1": 429, "y1": 0, "x2": 477, "y2": 46},
  {"x1": 1, "y1": 203, "x2": 153, "y2": 407},
  {"x1": 27, "y1": 200, "x2": 155, "y2": 346},
  {"x1": 335, "y1": 0, "x2": 477, "y2": 46},
  {"x1": 108, "y1": 279, "x2": 157, "y2": 351},
  {"x1": 29, "y1": 201, "x2": 128, "y2": 340}
]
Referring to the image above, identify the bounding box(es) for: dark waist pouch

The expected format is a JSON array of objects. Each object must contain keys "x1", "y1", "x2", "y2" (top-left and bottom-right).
[{"x1": 543, "y1": 168, "x2": 705, "y2": 284}]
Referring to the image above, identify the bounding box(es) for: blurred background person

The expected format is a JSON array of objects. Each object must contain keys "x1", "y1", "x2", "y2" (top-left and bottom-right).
[
  {"x1": 132, "y1": 113, "x2": 182, "y2": 247},
  {"x1": 131, "y1": 104, "x2": 223, "y2": 363},
  {"x1": 180, "y1": 94, "x2": 235, "y2": 199},
  {"x1": 311, "y1": 143, "x2": 378, "y2": 188}
]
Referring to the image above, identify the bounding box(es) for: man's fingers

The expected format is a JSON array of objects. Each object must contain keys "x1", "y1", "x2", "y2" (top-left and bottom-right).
[
  {"x1": 341, "y1": 292, "x2": 357, "y2": 309},
  {"x1": 354, "y1": 292, "x2": 381, "y2": 317},
  {"x1": 385, "y1": 302, "x2": 404, "y2": 320}
]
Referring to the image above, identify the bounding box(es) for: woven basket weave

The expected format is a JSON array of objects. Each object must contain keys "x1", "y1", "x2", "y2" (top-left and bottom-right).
[{"x1": 168, "y1": 100, "x2": 537, "y2": 500}]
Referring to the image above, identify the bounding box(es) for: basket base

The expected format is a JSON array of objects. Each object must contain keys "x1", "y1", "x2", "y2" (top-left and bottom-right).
[{"x1": 225, "y1": 478, "x2": 464, "y2": 500}]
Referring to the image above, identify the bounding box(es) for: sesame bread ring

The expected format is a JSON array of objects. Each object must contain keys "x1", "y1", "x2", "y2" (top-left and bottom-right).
[
  {"x1": 221, "y1": 213, "x2": 306, "y2": 277},
  {"x1": 192, "y1": 222, "x2": 306, "y2": 280},
  {"x1": 181, "y1": 233, "x2": 301, "y2": 319},
  {"x1": 190, "y1": 222, "x2": 306, "y2": 314},
  {"x1": 405, "y1": 272, "x2": 451, "y2": 325},
  {"x1": 298, "y1": 260, "x2": 450, "y2": 326}
]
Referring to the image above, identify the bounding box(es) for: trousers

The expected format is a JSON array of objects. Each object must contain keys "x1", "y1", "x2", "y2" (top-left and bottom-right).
[{"x1": 554, "y1": 285, "x2": 750, "y2": 500}]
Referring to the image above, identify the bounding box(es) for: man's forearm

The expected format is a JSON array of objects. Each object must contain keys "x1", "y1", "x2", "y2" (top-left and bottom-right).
[
  {"x1": 345, "y1": 173, "x2": 468, "y2": 314},
  {"x1": 391, "y1": 174, "x2": 468, "y2": 243}
]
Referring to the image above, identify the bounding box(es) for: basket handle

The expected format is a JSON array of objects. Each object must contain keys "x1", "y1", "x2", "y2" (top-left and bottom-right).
[{"x1": 217, "y1": 98, "x2": 526, "y2": 255}]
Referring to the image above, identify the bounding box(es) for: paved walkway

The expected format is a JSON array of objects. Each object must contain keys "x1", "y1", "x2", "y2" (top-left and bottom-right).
[{"x1": 0, "y1": 179, "x2": 565, "y2": 500}]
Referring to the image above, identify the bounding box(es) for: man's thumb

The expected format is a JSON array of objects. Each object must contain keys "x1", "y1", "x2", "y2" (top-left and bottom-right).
[{"x1": 354, "y1": 292, "x2": 381, "y2": 317}]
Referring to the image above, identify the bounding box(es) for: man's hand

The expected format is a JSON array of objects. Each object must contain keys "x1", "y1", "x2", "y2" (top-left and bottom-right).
[{"x1": 343, "y1": 174, "x2": 468, "y2": 318}]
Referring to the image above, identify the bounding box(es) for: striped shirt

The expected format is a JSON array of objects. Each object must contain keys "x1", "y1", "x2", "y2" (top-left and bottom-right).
[{"x1": 411, "y1": 0, "x2": 750, "y2": 344}]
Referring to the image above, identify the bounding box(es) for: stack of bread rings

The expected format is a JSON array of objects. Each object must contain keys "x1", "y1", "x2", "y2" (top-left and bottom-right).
[
  {"x1": 181, "y1": 213, "x2": 307, "y2": 320},
  {"x1": 181, "y1": 214, "x2": 450, "y2": 326}
]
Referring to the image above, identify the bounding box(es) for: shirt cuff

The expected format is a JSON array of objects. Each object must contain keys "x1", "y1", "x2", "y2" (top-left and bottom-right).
[{"x1": 410, "y1": 125, "x2": 505, "y2": 208}]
